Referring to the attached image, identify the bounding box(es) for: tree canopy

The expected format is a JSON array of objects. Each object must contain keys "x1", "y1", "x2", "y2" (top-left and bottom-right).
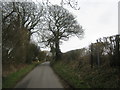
[
  {"x1": 2, "y1": 1, "x2": 84, "y2": 64},
  {"x1": 40, "y1": 5, "x2": 84, "y2": 60}
]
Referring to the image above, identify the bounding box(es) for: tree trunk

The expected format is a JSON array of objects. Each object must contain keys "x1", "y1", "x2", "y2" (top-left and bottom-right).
[{"x1": 55, "y1": 40, "x2": 61, "y2": 60}]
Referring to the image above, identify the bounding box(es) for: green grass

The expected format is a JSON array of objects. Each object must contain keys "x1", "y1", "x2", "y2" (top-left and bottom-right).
[
  {"x1": 52, "y1": 61, "x2": 120, "y2": 88},
  {"x1": 3, "y1": 62, "x2": 42, "y2": 88},
  {"x1": 52, "y1": 61, "x2": 89, "y2": 88}
]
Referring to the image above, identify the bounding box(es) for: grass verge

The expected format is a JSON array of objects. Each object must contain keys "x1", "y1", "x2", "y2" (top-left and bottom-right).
[
  {"x1": 2, "y1": 62, "x2": 42, "y2": 88},
  {"x1": 52, "y1": 61, "x2": 89, "y2": 88},
  {"x1": 52, "y1": 61, "x2": 120, "y2": 88}
]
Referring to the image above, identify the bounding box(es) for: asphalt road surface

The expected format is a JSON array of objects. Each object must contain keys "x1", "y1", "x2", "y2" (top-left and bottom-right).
[{"x1": 15, "y1": 61, "x2": 64, "y2": 88}]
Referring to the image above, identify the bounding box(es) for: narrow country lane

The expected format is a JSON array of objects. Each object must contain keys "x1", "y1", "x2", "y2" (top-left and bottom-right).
[{"x1": 15, "y1": 61, "x2": 64, "y2": 88}]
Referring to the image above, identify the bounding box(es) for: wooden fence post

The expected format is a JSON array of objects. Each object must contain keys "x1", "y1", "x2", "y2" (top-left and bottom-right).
[
  {"x1": 90, "y1": 43, "x2": 93, "y2": 68},
  {"x1": 96, "y1": 40, "x2": 100, "y2": 67},
  {"x1": 115, "y1": 35, "x2": 120, "y2": 67}
]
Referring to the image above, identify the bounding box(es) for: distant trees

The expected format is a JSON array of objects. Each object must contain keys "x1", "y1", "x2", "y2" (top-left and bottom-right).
[
  {"x1": 26, "y1": 43, "x2": 40, "y2": 64},
  {"x1": 41, "y1": 5, "x2": 83, "y2": 60},
  {"x1": 38, "y1": 51, "x2": 47, "y2": 61},
  {"x1": 63, "y1": 48, "x2": 87, "y2": 61}
]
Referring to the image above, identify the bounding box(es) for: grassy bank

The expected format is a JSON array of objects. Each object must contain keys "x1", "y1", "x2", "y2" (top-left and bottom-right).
[
  {"x1": 52, "y1": 61, "x2": 89, "y2": 88},
  {"x1": 52, "y1": 60, "x2": 120, "y2": 88},
  {"x1": 3, "y1": 62, "x2": 42, "y2": 88}
]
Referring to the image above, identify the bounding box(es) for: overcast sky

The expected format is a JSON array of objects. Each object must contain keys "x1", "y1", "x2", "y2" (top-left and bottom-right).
[{"x1": 35, "y1": 0, "x2": 119, "y2": 52}]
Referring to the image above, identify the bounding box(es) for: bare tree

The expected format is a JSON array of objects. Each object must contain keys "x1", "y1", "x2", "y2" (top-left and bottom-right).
[
  {"x1": 2, "y1": 1, "x2": 44, "y2": 64},
  {"x1": 2, "y1": 2, "x2": 44, "y2": 36},
  {"x1": 41, "y1": 0, "x2": 80, "y2": 10},
  {"x1": 41, "y1": 5, "x2": 84, "y2": 60},
  {"x1": 60, "y1": 0, "x2": 80, "y2": 10}
]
